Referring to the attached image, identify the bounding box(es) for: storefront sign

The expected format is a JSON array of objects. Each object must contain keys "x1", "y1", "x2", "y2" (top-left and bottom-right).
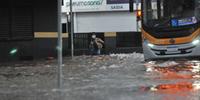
[
  {"x1": 66, "y1": 0, "x2": 104, "y2": 7},
  {"x1": 107, "y1": 0, "x2": 129, "y2": 4},
  {"x1": 62, "y1": 0, "x2": 140, "y2": 12}
]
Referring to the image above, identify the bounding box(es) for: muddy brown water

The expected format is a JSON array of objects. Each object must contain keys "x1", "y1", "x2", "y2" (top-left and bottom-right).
[{"x1": 0, "y1": 54, "x2": 199, "y2": 100}]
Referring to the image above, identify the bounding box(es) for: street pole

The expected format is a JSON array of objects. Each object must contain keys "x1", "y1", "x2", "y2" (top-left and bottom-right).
[
  {"x1": 57, "y1": 0, "x2": 63, "y2": 89},
  {"x1": 70, "y1": 0, "x2": 74, "y2": 59},
  {"x1": 136, "y1": 0, "x2": 139, "y2": 32}
]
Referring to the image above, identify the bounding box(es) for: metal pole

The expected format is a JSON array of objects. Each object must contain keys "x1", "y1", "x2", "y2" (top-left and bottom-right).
[
  {"x1": 57, "y1": 0, "x2": 63, "y2": 89},
  {"x1": 70, "y1": 0, "x2": 74, "y2": 58},
  {"x1": 136, "y1": 18, "x2": 139, "y2": 32},
  {"x1": 136, "y1": 0, "x2": 139, "y2": 32}
]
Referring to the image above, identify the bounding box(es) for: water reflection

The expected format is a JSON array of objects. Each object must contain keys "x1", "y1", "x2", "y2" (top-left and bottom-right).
[{"x1": 143, "y1": 60, "x2": 200, "y2": 100}]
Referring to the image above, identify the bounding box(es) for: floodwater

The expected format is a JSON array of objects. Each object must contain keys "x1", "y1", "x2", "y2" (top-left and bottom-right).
[{"x1": 0, "y1": 53, "x2": 199, "y2": 100}]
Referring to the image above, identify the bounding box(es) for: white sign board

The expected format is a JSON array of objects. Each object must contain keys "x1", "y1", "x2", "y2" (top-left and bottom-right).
[{"x1": 62, "y1": 0, "x2": 141, "y2": 12}]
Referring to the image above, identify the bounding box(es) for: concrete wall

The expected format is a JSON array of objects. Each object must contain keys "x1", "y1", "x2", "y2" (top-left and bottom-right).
[{"x1": 73, "y1": 12, "x2": 139, "y2": 33}]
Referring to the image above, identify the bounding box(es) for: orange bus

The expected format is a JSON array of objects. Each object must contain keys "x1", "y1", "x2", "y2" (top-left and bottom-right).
[{"x1": 141, "y1": 0, "x2": 200, "y2": 60}]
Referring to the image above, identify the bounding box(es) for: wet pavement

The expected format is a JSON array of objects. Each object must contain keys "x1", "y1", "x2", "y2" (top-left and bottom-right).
[{"x1": 0, "y1": 53, "x2": 200, "y2": 100}]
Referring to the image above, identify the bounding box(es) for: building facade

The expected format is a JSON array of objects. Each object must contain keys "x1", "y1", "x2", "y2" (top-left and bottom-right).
[
  {"x1": 0, "y1": 0, "x2": 142, "y2": 62},
  {"x1": 0, "y1": 0, "x2": 59, "y2": 62},
  {"x1": 62, "y1": 0, "x2": 142, "y2": 54}
]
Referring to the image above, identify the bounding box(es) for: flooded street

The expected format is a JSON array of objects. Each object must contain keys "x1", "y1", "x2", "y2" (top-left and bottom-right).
[{"x1": 0, "y1": 53, "x2": 200, "y2": 100}]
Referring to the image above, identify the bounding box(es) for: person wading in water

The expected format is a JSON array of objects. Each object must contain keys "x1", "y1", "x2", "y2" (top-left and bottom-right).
[{"x1": 89, "y1": 34, "x2": 104, "y2": 55}]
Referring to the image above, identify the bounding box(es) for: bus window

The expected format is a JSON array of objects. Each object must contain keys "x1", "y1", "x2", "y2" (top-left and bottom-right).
[
  {"x1": 195, "y1": 0, "x2": 200, "y2": 21},
  {"x1": 143, "y1": 0, "x2": 199, "y2": 28}
]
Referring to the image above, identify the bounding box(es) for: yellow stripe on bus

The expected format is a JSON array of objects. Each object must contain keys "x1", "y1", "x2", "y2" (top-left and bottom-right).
[{"x1": 142, "y1": 28, "x2": 200, "y2": 45}]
